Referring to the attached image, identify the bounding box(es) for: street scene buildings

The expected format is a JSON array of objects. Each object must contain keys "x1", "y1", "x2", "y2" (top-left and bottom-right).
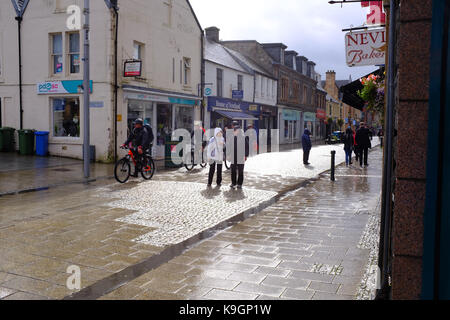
[{"x1": 0, "y1": 0, "x2": 446, "y2": 304}]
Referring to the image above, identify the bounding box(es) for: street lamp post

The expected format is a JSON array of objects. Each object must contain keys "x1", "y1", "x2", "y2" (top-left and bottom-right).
[{"x1": 83, "y1": 0, "x2": 90, "y2": 179}]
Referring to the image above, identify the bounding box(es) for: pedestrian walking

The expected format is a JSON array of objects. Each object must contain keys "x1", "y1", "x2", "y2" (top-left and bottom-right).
[
  {"x1": 377, "y1": 128, "x2": 384, "y2": 148},
  {"x1": 207, "y1": 128, "x2": 225, "y2": 187},
  {"x1": 355, "y1": 122, "x2": 372, "y2": 167},
  {"x1": 228, "y1": 122, "x2": 249, "y2": 189},
  {"x1": 302, "y1": 128, "x2": 312, "y2": 165},
  {"x1": 343, "y1": 126, "x2": 354, "y2": 166}
]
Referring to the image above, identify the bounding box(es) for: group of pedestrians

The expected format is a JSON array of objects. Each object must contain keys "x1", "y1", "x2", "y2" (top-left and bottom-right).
[
  {"x1": 301, "y1": 122, "x2": 374, "y2": 168},
  {"x1": 343, "y1": 122, "x2": 372, "y2": 168},
  {"x1": 207, "y1": 121, "x2": 249, "y2": 189}
]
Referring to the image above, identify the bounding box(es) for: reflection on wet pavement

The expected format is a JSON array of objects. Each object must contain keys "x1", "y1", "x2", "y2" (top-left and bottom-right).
[
  {"x1": 98, "y1": 148, "x2": 383, "y2": 300},
  {"x1": 0, "y1": 142, "x2": 381, "y2": 300}
]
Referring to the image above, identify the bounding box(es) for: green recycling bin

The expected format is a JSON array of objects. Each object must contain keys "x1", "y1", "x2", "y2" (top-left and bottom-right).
[
  {"x1": 0, "y1": 127, "x2": 16, "y2": 152},
  {"x1": 18, "y1": 129, "x2": 35, "y2": 155},
  {"x1": 165, "y1": 135, "x2": 183, "y2": 168}
]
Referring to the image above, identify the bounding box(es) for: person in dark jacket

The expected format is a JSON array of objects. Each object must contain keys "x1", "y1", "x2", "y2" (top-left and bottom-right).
[
  {"x1": 355, "y1": 122, "x2": 372, "y2": 167},
  {"x1": 302, "y1": 129, "x2": 312, "y2": 165},
  {"x1": 122, "y1": 118, "x2": 153, "y2": 177},
  {"x1": 343, "y1": 127, "x2": 354, "y2": 166},
  {"x1": 227, "y1": 122, "x2": 249, "y2": 189}
]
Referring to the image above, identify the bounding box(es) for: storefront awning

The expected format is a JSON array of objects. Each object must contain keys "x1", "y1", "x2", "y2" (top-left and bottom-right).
[
  {"x1": 214, "y1": 110, "x2": 258, "y2": 121},
  {"x1": 340, "y1": 68, "x2": 385, "y2": 111}
]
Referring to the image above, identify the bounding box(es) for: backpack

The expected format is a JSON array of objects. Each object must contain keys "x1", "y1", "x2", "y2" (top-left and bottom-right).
[{"x1": 144, "y1": 124, "x2": 154, "y2": 145}]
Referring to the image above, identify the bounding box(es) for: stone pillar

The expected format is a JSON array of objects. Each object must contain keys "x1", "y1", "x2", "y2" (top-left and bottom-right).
[{"x1": 391, "y1": 0, "x2": 432, "y2": 300}]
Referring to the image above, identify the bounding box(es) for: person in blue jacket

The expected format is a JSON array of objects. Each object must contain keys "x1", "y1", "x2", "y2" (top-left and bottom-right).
[{"x1": 302, "y1": 128, "x2": 312, "y2": 165}]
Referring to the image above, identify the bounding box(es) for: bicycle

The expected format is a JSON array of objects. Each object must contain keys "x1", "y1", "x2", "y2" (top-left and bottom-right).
[
  {"x1": 184, "y1": 144, "x2": 207, "y2": 171},
  {"x1": 114, "y1": 146, "x2": 155, "y2": 183}
]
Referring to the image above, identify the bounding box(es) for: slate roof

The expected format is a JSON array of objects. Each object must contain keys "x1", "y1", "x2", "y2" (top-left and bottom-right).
[
  {"x1": 204, "y1": 39, "x2": 250, "y2": 73},
  {"x1": 223, "y1": 47, "x2": 274, "y2": 78}
]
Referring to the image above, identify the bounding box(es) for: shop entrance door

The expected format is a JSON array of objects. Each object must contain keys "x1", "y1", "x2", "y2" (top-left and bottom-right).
[{"x1": 288, "y1": 121, "x2": 294, "y2": 143}]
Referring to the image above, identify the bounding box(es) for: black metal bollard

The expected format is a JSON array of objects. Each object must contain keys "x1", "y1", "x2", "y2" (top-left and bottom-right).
[{"x1": 331, "y1": 150, "x2": 336, "y2": 181}]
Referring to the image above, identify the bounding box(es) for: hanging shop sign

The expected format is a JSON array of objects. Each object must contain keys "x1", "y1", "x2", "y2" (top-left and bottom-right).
[
  {"x1": 345, "y1": 28, "x2": 386, "y2": 67},
  {"x1": 37, "y1": 80, "x2": 93, "y2": 94},
  {"x1": 124, "y1": 60, "x2": 142, "y2": 77},
  {"x1": 316, "y1": 109, "x2": 327, "y2": 120}
]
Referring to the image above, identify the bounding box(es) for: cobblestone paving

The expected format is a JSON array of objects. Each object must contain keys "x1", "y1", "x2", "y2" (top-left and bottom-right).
[
  {"x1": 98, "y1": 148, "x2": 383, "y2": 300},
  {"x1": 100, "y1": 181, "x2": 277, "y2": 247}
]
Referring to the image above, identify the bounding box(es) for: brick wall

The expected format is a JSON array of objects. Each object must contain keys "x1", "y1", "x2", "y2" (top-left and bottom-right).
[{"x1": 391, "y1": 0, "x2": 432, "y2": 300}]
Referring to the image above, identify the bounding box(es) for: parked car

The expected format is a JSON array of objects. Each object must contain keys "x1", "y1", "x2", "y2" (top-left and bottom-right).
[{"x1": 332, "y1": 131, "x2": 345, "y2": 143}]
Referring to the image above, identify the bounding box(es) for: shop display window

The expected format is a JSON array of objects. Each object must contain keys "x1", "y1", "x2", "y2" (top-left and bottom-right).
[
  {"x1": 52, "y1": 97, "x2": 80, "y2": 137},
  {"x1": 157, "y1": 104, "x2": 172, "y2": 145}
]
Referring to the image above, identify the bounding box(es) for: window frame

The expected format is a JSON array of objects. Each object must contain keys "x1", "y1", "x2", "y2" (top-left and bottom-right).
[
  {"x1": 50, "y1": 33, "x2": 64, "y2": 76},
  {"x1": 67, "y1": 32, "x2": 81, "y2": 75},
  {"x1": 237, "y1": 74, "x2": 243, "y2": 91},
  {"x1": 183, "y1": 57, "x2": 191, "y2": 86},
  {"x1": 216, "y1": 68, "x2": 223, "y2": 97}
]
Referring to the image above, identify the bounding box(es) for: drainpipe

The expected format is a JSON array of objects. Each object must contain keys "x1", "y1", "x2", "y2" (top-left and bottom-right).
[
  {"x1": 15, "y1": 16, "x2": 23, "y2": 130},
  {"x1": 376, "y1": 0, "x2": 397, "y2": 300},
  {"x1": 113, "y1": 6, "x2": 119, "y2": 162},
  {"x1": 200, "y1": 32, "x2": 205, "y2": 126}
]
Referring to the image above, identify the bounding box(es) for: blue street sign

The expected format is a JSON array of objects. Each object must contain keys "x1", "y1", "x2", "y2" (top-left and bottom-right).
[{"x1": 232, "y1": 90, "x2": 244, "y2": 100}]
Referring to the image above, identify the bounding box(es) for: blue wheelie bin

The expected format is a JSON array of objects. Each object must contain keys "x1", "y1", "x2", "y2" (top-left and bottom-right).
[{"x1": 35, "y1": 131, "x2": 49, "y2": 156}]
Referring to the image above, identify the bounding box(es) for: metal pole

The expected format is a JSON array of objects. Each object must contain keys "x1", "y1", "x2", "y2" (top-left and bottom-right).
[
  {"x1": 15, "y1": 17, "x2": 23, "y2": 130},
  {"x1": 377, "y1": 0, "x2": 396, "y2": 300},
  {"x1": 331, "y1": 150, "x2": 336, "y2": 181},
  {"x1": 83, "y1": 0, "x2": 90, "y2": 178}
]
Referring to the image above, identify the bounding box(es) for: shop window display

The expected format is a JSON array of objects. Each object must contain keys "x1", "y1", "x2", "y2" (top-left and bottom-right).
[
  {"x1": 157, "y1": 104, "x2": 172, "y2": 145},
  {"x1": 127, "y1": 99, "x2": 153, "y2": 138},
  {"x1": 175, "y1": 106, "x2": 193, "y2": 133},
  {"x1": 53, "y1": 98, "x2": 80, "y2": 137}
]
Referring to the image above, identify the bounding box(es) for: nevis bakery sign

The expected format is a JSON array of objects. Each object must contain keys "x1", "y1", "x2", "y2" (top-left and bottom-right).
[{"x1": 345, "y1": 28, "x2": 386, "y2": 67}]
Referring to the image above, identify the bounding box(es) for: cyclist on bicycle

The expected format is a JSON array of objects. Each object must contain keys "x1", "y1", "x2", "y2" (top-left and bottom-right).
[{"x1": 122, "y1": 118, "x2": 154, "y2": 177}]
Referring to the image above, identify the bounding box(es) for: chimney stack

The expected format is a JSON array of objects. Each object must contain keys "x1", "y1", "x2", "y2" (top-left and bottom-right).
[{"x1": 205, "y1": 27, "x2": 220, "y2": 42}]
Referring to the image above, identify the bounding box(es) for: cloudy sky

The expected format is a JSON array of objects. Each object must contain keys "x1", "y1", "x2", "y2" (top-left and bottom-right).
[{"x1": 189, "y1": 0, "x2": 378, "y2": 82}]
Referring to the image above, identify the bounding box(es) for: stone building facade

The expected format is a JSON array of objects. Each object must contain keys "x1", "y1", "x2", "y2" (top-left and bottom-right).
[{"x1": 0, "y1": 0, "x2": 203, "y2": 162}]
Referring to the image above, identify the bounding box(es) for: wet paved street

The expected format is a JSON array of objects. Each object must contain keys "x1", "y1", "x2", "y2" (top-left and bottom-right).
[
  {"x1": 98, "y1": 149, "x2": 383, "y2": 300},
  {"x1": 0, "y1": 140, "x2": 382, "y2": 300}
]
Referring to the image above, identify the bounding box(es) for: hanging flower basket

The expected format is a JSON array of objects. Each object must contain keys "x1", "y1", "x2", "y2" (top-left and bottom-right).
[{"x1": 357, "y1": 73, "x2": 385, "y2": 119}]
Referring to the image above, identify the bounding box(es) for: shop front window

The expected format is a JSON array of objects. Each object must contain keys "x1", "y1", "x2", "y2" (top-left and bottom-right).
[
  {"x1": 127, "y1": 99, "x2": 153, "y2": 137},
  {"x1": 157, "y1": 104, "x2": 172, "y2": 145},
  {"x1": 175, "y1": 106, "x2": 193, "y2": 134},
  {"x1": 53, "y1": 98, "x2": 80, "y2": 137}
]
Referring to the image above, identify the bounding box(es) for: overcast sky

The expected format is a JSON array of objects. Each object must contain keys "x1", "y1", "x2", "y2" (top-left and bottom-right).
[{"x1": 189, "y1": 0, "x2": 378, "y2": 82}]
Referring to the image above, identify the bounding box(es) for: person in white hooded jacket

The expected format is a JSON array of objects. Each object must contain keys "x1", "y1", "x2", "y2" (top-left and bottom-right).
[{"x1": 207, "y1": 128, "x2": 225, "y2": 187}]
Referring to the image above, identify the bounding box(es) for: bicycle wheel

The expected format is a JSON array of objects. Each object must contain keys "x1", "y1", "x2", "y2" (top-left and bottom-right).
[
  {"x1": 141, "y1": 157, "x2": 156, "y2": 180},
  {"x1": 114, "y1": 158, "x2": 131, "y2": 183},
  {"x1": 184, "y1": 152, "x2": 195, "y2": 171}
]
